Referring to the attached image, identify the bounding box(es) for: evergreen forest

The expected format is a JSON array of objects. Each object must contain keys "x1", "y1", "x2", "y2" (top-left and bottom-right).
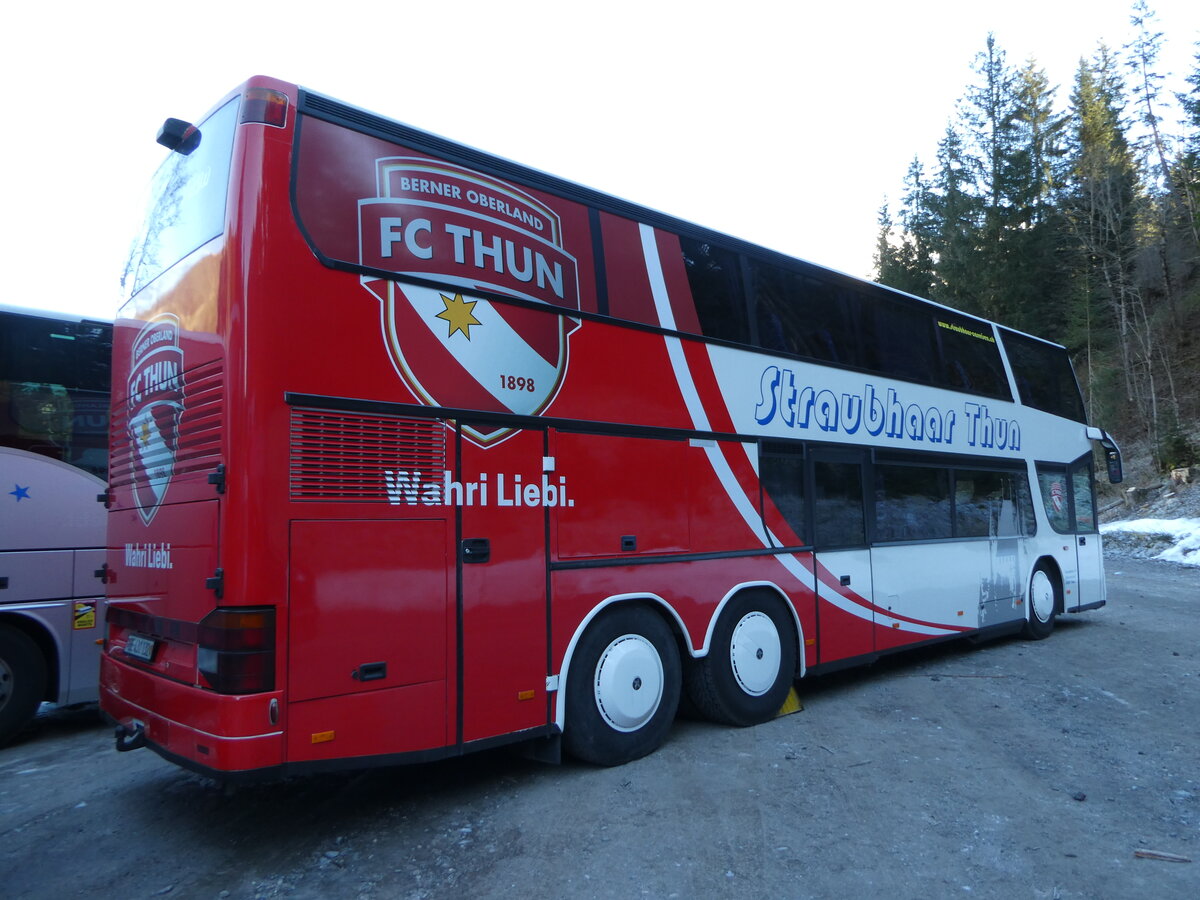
[{"x1": 873, "y1": 2, "x2": 1200, "y2": 487}]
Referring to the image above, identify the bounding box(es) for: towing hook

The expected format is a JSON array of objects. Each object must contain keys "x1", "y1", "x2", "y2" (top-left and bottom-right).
[{"x1": 115, "y1": 722, "x2": 147, "y2": 752}]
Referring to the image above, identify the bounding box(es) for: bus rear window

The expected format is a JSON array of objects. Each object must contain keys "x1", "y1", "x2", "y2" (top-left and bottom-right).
[{"x1": 124, "y1": 99, "x2": 239, "y2": 296}]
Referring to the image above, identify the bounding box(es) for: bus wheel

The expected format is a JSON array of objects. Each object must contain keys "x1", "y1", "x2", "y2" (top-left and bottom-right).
[
  {"x1": 563, "y1": 605, "x2": 681, "y2": 766},
  {"x1": 1022, "y1": 563, "x2": 1059, "y2": 640},
  {"x1": 686, "y1": 592, "x2": 797, "y2": 727},
  {"x1": 0, "y1": 625, "x2": 47, "y2": 747}
]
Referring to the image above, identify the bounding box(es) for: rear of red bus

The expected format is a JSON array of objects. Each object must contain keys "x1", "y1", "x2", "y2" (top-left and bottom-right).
[{"x1": 101, "y1": 78, "x2": 294, "y2": 776}]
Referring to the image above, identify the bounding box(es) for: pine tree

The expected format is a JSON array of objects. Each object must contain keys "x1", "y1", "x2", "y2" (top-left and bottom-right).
[
  {"x1": 957, "y1": 35, "x2": 1020, "y2": 325},
  {"x1": 873, "y1": 18, "x2": 1200, "y2": 475},
  {"x1": 1125, "y1": 0, "x2": 1184, "y2": 339},
  {"x1": 874, "y1": 201, "x2": 904, "y2": 287},
  {"x1": 926, "y1": 125, "x2": 982, "y2": 314},
  {"x1": 1061, "y1": 48, "x2": 1140, "y2": 421},
  {"x1": 1126, "y1": 0, "x2": 1173, "y2": 193},
  {"x1": 877, "y1": 157, "x2": 949, "y2": 299},
  {"x1": 950, "y1": 36, "x2": 1067, "y2": 338},
  {"x1": 1006, "y1": 59, "x2": 1070, "y2": 340},
  {"x1": 1174, "y1": 41, "x2": 1200, "y2": 250}
]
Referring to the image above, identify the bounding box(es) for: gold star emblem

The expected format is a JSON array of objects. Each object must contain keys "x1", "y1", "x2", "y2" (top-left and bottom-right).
[{"x1": 435, "y1": 292, "x2": 482, "y2": 339}]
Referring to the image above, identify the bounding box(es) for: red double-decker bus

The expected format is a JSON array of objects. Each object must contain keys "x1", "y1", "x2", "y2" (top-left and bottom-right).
[{"x1": 102, "y1": 77, "x2": 1122, "y2": 778}]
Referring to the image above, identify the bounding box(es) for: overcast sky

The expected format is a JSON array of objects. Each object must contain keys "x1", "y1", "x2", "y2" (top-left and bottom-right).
[{"x1": 4, "y1": 0, "x2": 1198, "y2": 321}]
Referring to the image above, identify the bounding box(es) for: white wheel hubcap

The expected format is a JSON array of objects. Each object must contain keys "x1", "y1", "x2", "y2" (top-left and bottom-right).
[
  {"x1": 1030, "y1": 570, "x2": 1055, "y2": 623},
  {"x1": 593, "y1": 633, "x2": 664, "y2": 732},
  {"x1": 730, "y1": 611, "x2": 781, "y2": 696}
]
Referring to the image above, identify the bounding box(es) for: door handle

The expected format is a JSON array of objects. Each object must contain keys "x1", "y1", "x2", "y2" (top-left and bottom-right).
[
  {"x1": 461, "y1": 538, "x2": 491, "y2": 564},
  {"x1": 352, "y1": 662, "x2": 387, "y2": 682},
  {"x1": 840, "y1": 575, "x2": 852, "y2": 587}
]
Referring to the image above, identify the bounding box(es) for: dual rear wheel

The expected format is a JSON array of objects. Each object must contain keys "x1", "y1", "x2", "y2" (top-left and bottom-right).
[{"x1": 563, "y1": 594, "x2": 797, "y2": 766}]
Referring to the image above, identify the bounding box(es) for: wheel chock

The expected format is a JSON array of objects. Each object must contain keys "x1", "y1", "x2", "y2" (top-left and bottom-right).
[{"x1": 775, "y1": 686, "x2": 803, "y2": 718}]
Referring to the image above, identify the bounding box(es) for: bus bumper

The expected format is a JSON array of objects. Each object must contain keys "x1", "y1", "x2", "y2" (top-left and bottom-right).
[{"x1": 100, "y1": 654, "x2": 284, "y2": 777}]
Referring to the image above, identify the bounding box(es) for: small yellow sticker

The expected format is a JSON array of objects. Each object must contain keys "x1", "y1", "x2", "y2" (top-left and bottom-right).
[
  {"x1": 311, "y1": 730, "x2": 335, "y2": 744},
  {"x1": 73, "y1": 602, "x2": 97, "y2": 630}
]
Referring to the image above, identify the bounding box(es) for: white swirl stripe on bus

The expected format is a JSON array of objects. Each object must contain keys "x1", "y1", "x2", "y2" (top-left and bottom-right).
[{"x1": 639, "y1": 223, "x2": 959, "y2": 637}]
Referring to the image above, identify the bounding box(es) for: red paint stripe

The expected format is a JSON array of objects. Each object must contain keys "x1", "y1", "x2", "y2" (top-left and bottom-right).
[
  {"x1": 489, "y1": 301, "x2": 563, "y2": 367},
  {"x1": 652, "y1": 230, "x2": 702, "y2": 334}
]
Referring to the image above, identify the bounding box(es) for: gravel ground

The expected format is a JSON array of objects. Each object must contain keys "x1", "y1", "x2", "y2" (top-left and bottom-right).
[{"x1": 2, "y1": 556, "x2": 1197, "y2": 899}]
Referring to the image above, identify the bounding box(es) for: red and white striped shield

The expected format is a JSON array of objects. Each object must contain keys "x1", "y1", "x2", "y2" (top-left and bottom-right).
[
  {"x1": 126, "y1": 314, "x2": 185, "y2": 524},
  {"x1": 358, "y1": 159, "x2": 580, "y2": 445}
]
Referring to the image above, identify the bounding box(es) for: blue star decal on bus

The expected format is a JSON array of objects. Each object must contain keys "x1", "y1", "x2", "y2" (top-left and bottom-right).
[{"x1": 9, "y1": 484, "x2": 31, "y2": 502}]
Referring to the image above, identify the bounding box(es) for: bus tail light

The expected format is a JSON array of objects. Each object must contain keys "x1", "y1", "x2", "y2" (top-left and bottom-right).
[
  {"x1": 240, "y1": 88, "x2": 289, "y2": 127},
  {"x1": 197, "y1": 607, "x2": 276, "y2": 694}
]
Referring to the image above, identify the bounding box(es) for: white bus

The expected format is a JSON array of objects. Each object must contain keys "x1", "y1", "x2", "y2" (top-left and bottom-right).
[{"x1": 1, "y1": 305, "x2": 111, "y2": 744}]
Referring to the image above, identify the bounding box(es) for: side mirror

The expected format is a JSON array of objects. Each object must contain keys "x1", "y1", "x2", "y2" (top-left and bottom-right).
[
  {"x1": 156, "y1": 118, "x2": 201, "y2": 155},
  {"x1": 1104, "y1": 448, "x2": 1123, "y2": 484},
  {"x1": 1087, "y1": 427, "x2": 1123, "y2": 483}
]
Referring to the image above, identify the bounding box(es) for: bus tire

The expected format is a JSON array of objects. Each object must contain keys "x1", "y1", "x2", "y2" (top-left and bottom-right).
[
  {"x1": 1022, "y1": 562, "x2": 1059, "y2": 640},
  {"x1": 563, "y1": 605, "x2": 681, "y2": 766},
  {"x1": 0, "y1": 624, "x2": 47, "y2": 747},
  {"x1": 686, "y1": 591, "x2": 797, "y2": 727}
]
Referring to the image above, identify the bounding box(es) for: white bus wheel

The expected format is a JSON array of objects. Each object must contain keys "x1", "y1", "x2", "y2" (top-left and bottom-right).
[
  {"x1": 1022, "y1": 563, "x2": 1059, "y2": 641},
  {"x1": 563, "y1": 605, "x2": 681, "y2": 766},
  {"x1": 686, "y1": 592, "x2": 797, "y2": 727}
]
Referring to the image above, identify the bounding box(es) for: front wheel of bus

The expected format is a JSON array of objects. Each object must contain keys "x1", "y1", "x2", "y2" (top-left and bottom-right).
[
  {"x1": 0, "y1": 624, "x2": 48, "y2": 747},
  {"x1": 1023, "y1": 562, "x2": 1059, "y2": 640},
  {"x1": 563, "y1": 605, "x2": 681, "y2": 766},
  {"x1": 686, "y1": 592, "x2": 797, "y2": 726}
]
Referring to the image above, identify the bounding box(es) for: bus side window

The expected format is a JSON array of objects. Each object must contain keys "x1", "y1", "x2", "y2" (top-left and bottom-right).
[
  {"x1": 678, "y1": 236, "x2": 749, "y2": 344},
  {"x1": 1014, "y1": 471, "x2": 1037, "y2": 536},
  {"x1": 934, "y1": 315, "x2": 1010, "y2": 400},
  {"x1": 750, "y1": 263, "x2": 798, "y2": 355},
  {"x1": 861, "y1": 292, "x2": 937, "y2": 387},
  {"x1": 759, "y1": 442, "x2": 806, "y2": 545},
  {"x1": 1036, "y1": 464, "x2": 1073, "y2": 534},
  {"x1": 954, "y1": 470, "x2": 1030, "y2": 538},
  {"x1": 874, "y1": 463, "x2": 952, "y2": 542},
  {"x1": 1070, "y1": 456, "x2": 1098, "y2": 533},
  {"x1": 812, "y1": 459, "x2": 866, "y2": 548}
]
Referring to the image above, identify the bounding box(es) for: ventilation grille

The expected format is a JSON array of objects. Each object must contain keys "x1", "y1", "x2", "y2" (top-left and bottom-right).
[
  {"x1": 289, "y1": 408, "x2": 446, "y2": 501},
  {"x1": 109, "y1": 358, "x2": 224, "y2": 489}
]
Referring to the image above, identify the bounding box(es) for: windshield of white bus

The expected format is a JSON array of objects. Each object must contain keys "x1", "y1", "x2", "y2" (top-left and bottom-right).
[{"x1": 0, "y1": 310, "x2": 112, "y2": 477}]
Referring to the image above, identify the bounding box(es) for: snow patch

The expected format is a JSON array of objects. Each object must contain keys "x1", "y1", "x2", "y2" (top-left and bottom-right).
[{"x1": 1100, "y1": 518, "x2": 1200, "y2": 567}]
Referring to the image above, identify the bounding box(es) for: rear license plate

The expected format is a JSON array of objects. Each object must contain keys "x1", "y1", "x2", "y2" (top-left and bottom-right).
[{"x1": 125, "y1": 634, "x2": 157, "y2": 662}]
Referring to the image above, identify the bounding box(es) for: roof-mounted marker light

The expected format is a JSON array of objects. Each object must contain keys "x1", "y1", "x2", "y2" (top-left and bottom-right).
[
  {"x1": 240, "y1": 87, "x2": 289, "y2": 127},
  {"x1": 156, "y1": 118, "x2": 201, "y2": 155}
]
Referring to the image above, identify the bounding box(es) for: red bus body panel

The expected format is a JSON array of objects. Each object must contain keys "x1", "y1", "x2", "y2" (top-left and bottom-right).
[{"x1": 101, "y1": 76, "x2": 1022, "y2": 778}]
